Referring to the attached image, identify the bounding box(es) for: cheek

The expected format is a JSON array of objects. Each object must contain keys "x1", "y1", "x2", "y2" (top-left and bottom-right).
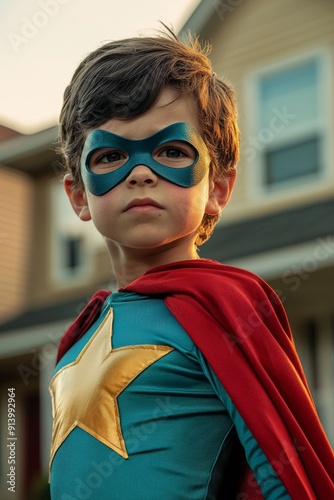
[
  {"x1": 174, "y1": 186, "x2": 209, "y2": 223},
  {"x1": 86, "y1": 192, "x2": 116, "y2": 230},
  {"x1": 190, "y1": 181, "x2": 210, "y2": 210}
]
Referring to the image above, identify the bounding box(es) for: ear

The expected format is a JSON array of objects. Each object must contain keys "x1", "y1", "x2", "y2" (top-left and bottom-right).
[
  {"x1": 63, "y1": 173, "x2": 92, "y2": 222},
  {"x1": 205, "y1": 169, "x2": 236, "y2": 215}
]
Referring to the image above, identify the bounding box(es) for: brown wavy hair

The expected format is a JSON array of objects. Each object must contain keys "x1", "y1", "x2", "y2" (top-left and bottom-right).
[{"x1": 57, "y1": 28, "x2": 239, "y2": 245}]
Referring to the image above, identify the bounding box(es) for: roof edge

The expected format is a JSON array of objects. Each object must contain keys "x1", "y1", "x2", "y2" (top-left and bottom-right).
[
  {"x1": 178, "y1": 0, "x2": 216, "y2": 37},
  {"x1": 0, "y1": 125, "x2": 58, "y2": 164}
]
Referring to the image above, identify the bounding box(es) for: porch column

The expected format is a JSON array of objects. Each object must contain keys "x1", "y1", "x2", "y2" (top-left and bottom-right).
[
  {"x1": 39, "y1": 343, "x2": 57, "y2": 474},
  {"x1": 316, "y1": 315, "x2": 334, "y2": 446}
]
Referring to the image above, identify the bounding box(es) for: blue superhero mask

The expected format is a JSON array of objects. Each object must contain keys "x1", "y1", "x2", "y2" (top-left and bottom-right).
[{"x1": 80, "y1": 122, "x2": 211, "y2": 196}]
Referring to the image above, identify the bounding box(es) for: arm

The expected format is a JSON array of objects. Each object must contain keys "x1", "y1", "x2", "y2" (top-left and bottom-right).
[{"x1": 199, "y1": 353, "x2": 291, "y2": 499}]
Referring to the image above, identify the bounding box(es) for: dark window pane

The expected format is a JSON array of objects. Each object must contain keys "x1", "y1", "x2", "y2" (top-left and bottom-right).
[
  {"x1": 265, "y1": 137, "x2": 320, "y2": 185},
  {"x1": 63, "y1": 235, "x2": 82, "y2": 270}
]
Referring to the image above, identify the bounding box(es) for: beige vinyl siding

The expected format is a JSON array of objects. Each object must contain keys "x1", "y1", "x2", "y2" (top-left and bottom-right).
[
  {"x1": 27, "y1": 176, "x2": 113, "y2": 307},
  {"x1": 205, "y1": 0, "x2": 334, "y2": 223},
  {"x1": 0, "y1": 166, "x2": 33, "y2": 320}
]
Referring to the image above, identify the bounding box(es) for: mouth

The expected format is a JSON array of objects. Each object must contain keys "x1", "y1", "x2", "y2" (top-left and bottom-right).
[{"x1": 123, "y1": 198, "x2": 164, "y2": 212}]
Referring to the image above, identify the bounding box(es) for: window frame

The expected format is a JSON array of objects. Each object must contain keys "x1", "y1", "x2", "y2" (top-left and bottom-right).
[
  {"x1": 49, "y1": 179, "x2": 93, "y2": 286},
  {"x1": 243, "y1": 48, "x2": 333, "y2": 202}
]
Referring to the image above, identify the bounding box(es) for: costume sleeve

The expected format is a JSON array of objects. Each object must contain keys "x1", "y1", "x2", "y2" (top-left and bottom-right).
[{"x1": 198, "y1": 350, "x2": 291, "y2": 500}]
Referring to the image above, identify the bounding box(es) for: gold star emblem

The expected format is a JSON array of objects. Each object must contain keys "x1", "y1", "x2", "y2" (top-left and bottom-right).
[{"x1": 49, "y1": 308, "x2": 173, "y2": 469}]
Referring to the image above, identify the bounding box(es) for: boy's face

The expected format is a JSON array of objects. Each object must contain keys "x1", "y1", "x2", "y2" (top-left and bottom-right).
[{"x1": 65, "y1": 87, "x2": 235, "y2": 262}]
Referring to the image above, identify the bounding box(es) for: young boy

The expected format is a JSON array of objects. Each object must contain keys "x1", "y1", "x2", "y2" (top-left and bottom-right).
[{"x1": 49, "y1": 30, "x2": 334, "y2": 499}]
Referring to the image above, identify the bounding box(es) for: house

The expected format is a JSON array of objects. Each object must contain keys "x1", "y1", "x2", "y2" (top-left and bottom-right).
[
  {"x1": 181, "y1": 0, "x2": 334, "y2": 439},
  {"x1": 0, "y1": 0, "x2": 333, "y2": 497}
]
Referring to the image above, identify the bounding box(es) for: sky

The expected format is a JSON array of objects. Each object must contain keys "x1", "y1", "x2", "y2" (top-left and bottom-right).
[{"x1": 0, "y1": 0, "x2": 200, "y2": 134}]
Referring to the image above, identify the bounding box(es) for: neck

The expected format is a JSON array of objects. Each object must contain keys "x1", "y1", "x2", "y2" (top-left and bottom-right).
[{"x1": 107, "y1": 242, "x2": 199, "y2": 288}]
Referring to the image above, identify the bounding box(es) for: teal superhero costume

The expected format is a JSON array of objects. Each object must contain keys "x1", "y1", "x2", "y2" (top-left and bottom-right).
[
  {"x1": 50, "y1": 289, "x2": 288, "y2": 499},
  {"x1": 50, "y1": 261, "x2": 334, "y2": 499}
]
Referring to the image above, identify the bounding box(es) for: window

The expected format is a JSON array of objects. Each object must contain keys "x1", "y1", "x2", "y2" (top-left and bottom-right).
[
  {"x1": 50, "y1": 180, "x2": 103, "y2": 284},
  {"x1": 264, "y1": 136, "x2": 320, "y2": 185},
  {"x1": 246, "y1": 50, "x2": 331, "y2": 196}
]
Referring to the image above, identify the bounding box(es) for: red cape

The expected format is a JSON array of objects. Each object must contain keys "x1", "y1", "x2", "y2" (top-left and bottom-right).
[{"x1": 56, "y1": 260, "x2": 334, "y2": 499}]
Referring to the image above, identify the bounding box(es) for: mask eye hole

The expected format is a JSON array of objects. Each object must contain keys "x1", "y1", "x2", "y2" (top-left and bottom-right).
[
  {"x1": 88, "y1": 148, "x2": 128, "y2": 173},
  {"x1": 153, "y1": 141, "x2": 197, "y2": 168}
]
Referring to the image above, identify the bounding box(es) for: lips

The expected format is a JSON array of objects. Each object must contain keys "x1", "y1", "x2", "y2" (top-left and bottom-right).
[{"x1": 123, "y1": 198, "x2": 163, "y2": 212}]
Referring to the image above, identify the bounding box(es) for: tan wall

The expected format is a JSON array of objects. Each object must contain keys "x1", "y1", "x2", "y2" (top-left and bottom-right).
[
  {"x1": 0, "y1": 166, "x2": 33, "y2": 320},
  {"x1": 205, "y1": 0, "x2": 334, "y2": 222},
  {"x1": 27, "y1": 175, "x2": 113, "y2": 308}
]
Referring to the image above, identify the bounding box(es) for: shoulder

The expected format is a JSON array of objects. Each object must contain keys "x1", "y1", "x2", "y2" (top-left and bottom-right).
[
  {"x1": 194, "y1": 259, "x2": 277, "y2": 298},
  {"x1": 128, "y1": 259, "x2": 283, "y2": 312},
  {"x1": 186, "y1": 260, "x2": 288, "y2": 323}
]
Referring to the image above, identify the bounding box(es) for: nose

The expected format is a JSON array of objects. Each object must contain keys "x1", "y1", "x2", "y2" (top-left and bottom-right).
[{"x1": 125, "y1": 164, "x2": 158, "y2": 187}]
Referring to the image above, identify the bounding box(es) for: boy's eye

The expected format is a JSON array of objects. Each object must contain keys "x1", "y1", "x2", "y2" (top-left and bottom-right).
[
  {"x1": 159, "y1": 147, "x2": 186, "y2": 158},
  {"x1": 89, "y1": 149, "x2": 128, "y2": 172},
  {"x1": 154, "y1": 141, "x2": 196, "y2": 167},
  {"x1": 100, "y1": 151, "x2": 126, "y2": 163}
]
